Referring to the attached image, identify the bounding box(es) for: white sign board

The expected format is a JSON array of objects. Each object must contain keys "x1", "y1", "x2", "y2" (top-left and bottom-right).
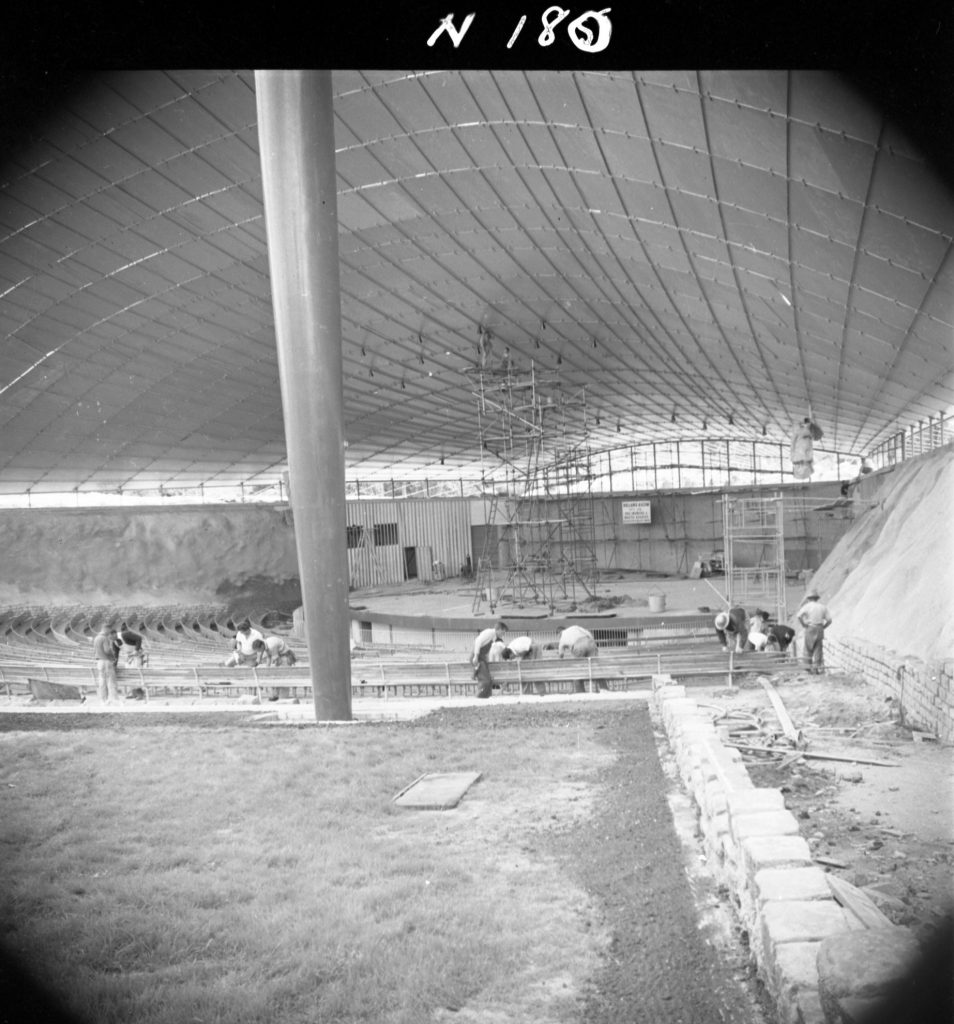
[{"x1": 621, "y1": 500, "x2": 652, "y2": 524}]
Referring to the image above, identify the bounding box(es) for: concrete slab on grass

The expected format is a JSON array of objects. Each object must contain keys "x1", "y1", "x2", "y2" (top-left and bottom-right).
[{"x1": 393, "y1": 771, "x2": 482, "y2": 809}]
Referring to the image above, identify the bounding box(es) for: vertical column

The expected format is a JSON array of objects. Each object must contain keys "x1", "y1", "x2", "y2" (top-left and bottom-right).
[{"x1": 255, "y1": 70, "x2": 352, "y2": 721}]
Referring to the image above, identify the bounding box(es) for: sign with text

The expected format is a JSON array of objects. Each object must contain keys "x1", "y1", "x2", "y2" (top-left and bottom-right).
[{"x1": 621, "y1": 500, "x2": 651, "y2": 524}]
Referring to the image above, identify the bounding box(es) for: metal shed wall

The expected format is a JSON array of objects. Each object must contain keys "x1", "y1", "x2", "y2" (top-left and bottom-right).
[{"x1": 345, "y1": 499, "x2": 472, "y2": 589}]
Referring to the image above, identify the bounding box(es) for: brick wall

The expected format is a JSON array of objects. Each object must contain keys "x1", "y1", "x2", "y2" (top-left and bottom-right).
[{"x1": 826, "y1": 638, "x2": 954, "y2": 743}]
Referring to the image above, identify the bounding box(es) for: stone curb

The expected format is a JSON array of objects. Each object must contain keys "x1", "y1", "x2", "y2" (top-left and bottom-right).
[{"x1": 652, "y1": 682, "x2": 916, "y2": 1024}]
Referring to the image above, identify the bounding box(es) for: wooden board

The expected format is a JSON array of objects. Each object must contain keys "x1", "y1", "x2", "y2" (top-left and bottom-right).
[
  {"x1": 393, "y1": 771, "x2": 482, "y2": 810},
  {"x1": 827, "y1": 874, "x2": 894, "y2": 929}
]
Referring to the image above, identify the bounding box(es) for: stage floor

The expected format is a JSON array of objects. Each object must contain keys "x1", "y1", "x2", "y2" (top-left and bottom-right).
[{"x1": 349, "y1": 568, "x2": 815, "y2": 625}]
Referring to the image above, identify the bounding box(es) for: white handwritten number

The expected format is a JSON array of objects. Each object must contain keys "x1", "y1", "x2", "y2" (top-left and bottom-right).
[
  {"x1": 427, "y1": 11, "x2": 477, "y2": 47},
  {"x1": 507, "y1": 14, "x2": 528, "y2": 47},
  {"x1": 568, "y1": 8, "x2": 612, "y2": 51},
  {"x1": 538, "y1": 6, "x2": 570, "y2": 45},
  {"x1": 429, "y1": 8, "x2": 612, "y2": 51}
]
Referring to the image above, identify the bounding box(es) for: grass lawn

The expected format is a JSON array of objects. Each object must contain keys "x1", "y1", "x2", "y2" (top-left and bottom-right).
[{"x1": 0, "y1": 705, "x2": 622, "y2": 1024}]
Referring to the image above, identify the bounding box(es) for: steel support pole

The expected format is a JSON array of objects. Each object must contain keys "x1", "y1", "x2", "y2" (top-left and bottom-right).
[{"x1": 255, "y1": 70, "x2": 351, "y2": 721}]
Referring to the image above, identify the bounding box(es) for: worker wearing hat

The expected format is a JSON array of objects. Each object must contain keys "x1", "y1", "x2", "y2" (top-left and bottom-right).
[
  {"x1": 714, "y1": 606, "x2": 749, "y2": 652},
  {"x1": 797, "y1": 590, "x2": 832, "y2": 674}
]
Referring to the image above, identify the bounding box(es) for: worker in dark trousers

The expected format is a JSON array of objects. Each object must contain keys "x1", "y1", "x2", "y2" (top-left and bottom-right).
[
  {"x1": 471, "y1": 620, "x2": 507, "y2": 698},
  {"x1": 797, "y1": 590, "x2": 832, "y2": 673},
  {"x1": 714, "y1": 607, "x2": 748, "y2": 652}
]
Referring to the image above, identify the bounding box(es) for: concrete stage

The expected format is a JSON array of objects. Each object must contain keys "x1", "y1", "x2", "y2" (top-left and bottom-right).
[{"x1": 347, "y1": 568, "x2": 815, "y2": 640}]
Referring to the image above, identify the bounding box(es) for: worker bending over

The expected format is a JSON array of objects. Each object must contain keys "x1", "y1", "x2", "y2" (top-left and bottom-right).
[
  {"x1": 558, "y1": 625, "x2": 605, "y2": 693},
  {"x1": 714, "y1": 607, "x2": 749, "y2": 652},
  {"x1": 252, "y1": 635, "x2": 298, "y2": 667},
  {"x1": 472, "y1": 620, "x2": 508, "y2": 698},
  {"x1": 502, "y1": 635, "x2": 539, "y2": 660},
  {"x1": 765, "y1": 623, "x2": 795, "y2": 653},
  {"x1": 115, "y1": 625, "x2": 148, "y2": 667},
  {"x1": 558, "y1": 625, "x2": 598, "y2": 659}
]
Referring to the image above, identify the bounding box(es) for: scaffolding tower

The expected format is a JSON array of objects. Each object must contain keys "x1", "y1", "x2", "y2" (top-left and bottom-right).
[
  {"x1": 468, "y1": 361, "x2": 599, "y2": 614},
  {"x1": 721, "y1": 492, "x2": 787, "y2": 622}
]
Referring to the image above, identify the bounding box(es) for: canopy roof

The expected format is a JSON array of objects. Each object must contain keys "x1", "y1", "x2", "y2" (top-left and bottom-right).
[{"x1": 1, "y1": 69, "x2": 951, "y2": 495}]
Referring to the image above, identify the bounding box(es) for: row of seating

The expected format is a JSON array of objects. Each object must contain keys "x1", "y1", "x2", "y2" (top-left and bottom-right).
[
  {"x1": 4, "y1": 645, "x2": 799, "y2": 703},
  {"x1": 0, "y1": 608, "x2": 306, "y2": 668}
]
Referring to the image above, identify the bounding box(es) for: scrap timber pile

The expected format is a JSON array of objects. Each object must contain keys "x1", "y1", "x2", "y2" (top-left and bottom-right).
[
  {"x1": 699, "y1": 672, "x2": 953, "y2": 943},
  {"x1": 712, "y1": 676, "x2": 903, "y2": 771}
]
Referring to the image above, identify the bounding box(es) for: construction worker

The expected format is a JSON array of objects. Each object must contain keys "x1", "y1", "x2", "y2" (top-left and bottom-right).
[
  {"x1": 115, "y1": 625, "x2": 147, "y2": 667},
  {"x1": 253, "y1": 635, "x2": 298, "y2": 667},
  {"x1": 765, "y1": 623, "x2": 796, "y2": 653},
  {"x1": 503, "y1": 634, "x2": 544, "y2": 694},
  {"x1": 224, "y1": 621, "x2": 264, "y2": 667},
  {"x1": 557, "y1": 625, "x2": 598, "y2": 659},
  {"x1": 714, "y1": 607, "x2": 748, "y2": 652},
  {"x1": 502, "y1": 635, "x2": 539, "y2": 660},
  {"x1": 797, "y1": 590, "x2": 832, "y2": 674},
  {"x1": 558, "y1": 625, "x2": 603, "y2": 693},
  {"x1": 93, "y1": 624, "x2": 120, "y2": 704},
  {"x1": 472, "y1": 621, "x2": 507, "y2": 698}
]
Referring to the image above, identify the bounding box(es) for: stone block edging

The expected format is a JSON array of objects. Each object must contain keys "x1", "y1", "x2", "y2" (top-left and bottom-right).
[{"x1": 652, "y1": 683, "x2": 916, "y2": 1024}]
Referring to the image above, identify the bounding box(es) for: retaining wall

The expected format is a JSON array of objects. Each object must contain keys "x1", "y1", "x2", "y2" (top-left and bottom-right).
[
  {"x1": 827, "y1": 638, "x2": 954, "y2": 743},
  {"x1": 654, "y1": 682, "x2": 854, "y2": 1024}
]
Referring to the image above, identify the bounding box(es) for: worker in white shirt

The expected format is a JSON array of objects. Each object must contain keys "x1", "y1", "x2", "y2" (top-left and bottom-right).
[
  {"x1": 472, "y1": 620, "x2": 508, "y2": 698},
  {"x1": 797, "y1": 590, "x2": 832, "y2": 674},
  {"x1": 747, "y1": 609, "x2": 771, "y2": 651},
  {"x1": 502, "y1": 635, "x2": 544, "y2": 695},
  {"x1": 488, "y1": 640, "x2": 507, "y2": 662},
  {"x1": 558, "y1": 625, "x2": 598, "y2": 659},
  {"x1": 503, "y1": 635, "x2": 539, "y2": 661},
  {"x1": 224, "y1": 621, "x2": 264, "y2": 667},
  {"x1": 558, "y1": 624, "x2": 604, "y2": 693}
]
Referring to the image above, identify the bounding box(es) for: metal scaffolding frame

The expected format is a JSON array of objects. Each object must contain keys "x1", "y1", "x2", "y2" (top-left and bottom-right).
[
  {"x1": 468, "y1": 361, "x2": 599, "y2": 614},
  {"x1": 721, "y1": 492, "x2": 788, "y2": 622}
]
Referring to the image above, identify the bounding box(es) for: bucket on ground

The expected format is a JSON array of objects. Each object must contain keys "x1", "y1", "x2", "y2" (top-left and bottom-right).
[{"x1": 648, "y1": 593, "x2": 667, "y2": 612}]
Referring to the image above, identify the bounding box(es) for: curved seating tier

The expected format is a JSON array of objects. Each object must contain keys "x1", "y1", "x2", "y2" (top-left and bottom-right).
[{"x1": 0, "y1": 607, "x2": 307, "y2": 669}]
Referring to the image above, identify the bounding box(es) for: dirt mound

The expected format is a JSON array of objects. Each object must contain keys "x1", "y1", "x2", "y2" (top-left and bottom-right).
[{"x1": 806, "y1": 446, "x2": 954, "y2": 663}]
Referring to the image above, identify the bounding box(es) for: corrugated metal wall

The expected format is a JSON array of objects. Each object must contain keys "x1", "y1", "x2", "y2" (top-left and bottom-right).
[
  {"x1": 346, "y1": 499, "x2": 472, "y2": 588},
  {"x1": 467, "y1": 483, "x2": 850, "y2": 578}
]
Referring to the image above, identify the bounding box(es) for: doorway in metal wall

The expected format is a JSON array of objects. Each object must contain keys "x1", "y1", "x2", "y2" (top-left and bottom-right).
[{"x1": 404, "y1": 546, "x2": 418, "y2": 580}]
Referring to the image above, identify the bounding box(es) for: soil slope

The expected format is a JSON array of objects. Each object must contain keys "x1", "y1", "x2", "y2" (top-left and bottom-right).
[{"x1": 804, "y1": 445, "x2": 954, "y2": 663}]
